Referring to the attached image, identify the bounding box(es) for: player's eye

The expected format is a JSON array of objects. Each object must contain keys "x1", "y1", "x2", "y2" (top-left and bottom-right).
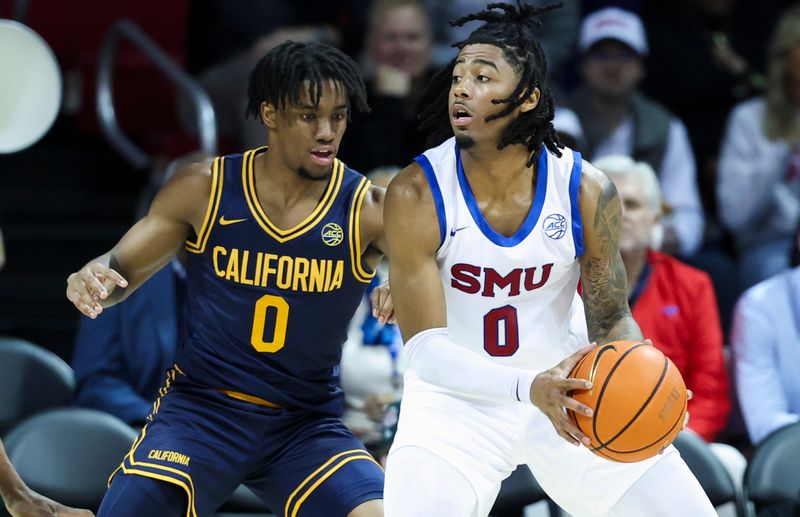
[
  {"x1": 451, "y1": 75, "x2": 461, "y2": 83},
  {"x1": 300, "y1": 113, "x2": 315, "y2": 121},
  {"x1": 477, "y1": 75, "x2": 490, "y2": 83}
]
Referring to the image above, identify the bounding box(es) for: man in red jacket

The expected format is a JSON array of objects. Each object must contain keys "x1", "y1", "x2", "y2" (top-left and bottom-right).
[{"x1": 595, "y1": 155, "x2": 730, "y2": 442}]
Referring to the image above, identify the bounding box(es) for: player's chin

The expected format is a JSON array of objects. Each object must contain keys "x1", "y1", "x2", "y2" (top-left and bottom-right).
[
  {"x1": 298, "y1": 162, "x2": 334, "y2": 181},
  {"x1": 454, "y1": 132, "x2": 477, "y2": 150}
]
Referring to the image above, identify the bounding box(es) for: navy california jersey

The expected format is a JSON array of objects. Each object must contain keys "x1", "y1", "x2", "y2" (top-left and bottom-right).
[{"x1": 177, "y1": 147, "x2": 375, "y2": 416}]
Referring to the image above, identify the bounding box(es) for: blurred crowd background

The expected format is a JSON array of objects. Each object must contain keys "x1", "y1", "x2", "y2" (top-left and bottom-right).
[{"x1": 1, "y1": 0, "x2": 800, "y2": 515}]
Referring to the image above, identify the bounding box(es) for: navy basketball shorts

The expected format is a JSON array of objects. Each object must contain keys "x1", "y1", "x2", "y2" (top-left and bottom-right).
[{"x1": 105, "y1": 367, "x2": 384, "y2": 517}]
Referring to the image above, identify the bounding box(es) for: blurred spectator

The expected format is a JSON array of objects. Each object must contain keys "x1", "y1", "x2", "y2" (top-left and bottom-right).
[
  {"x1": 595, "y1": 155, "x2": 730, "y2": 442},
  {"x1": 717, "y1": 4, "x2": 800, "y2": 289},
  {"x1": 731, "y1": 229, "x2": 800, "y2": 445},
  {"x1": 422, "y1": 0, "x2": 580, "y2": 93},
  {"x1": 339, "y1": 0, "x2": 434, "y2": 172},
  {"x1": 642, "y1": 0, "x2": 773, "y2": 219},
  {"x1": 1, "y1": 437, "x2": 93, "y2": 516},
  {"x1": 566, "y1": 7, "x2": 705, "y2": 256}
]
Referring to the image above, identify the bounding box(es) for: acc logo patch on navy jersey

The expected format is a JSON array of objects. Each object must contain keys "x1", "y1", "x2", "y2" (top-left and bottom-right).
[
  {"x1": 543, "y1": 214, "x2": 567, "y2": 240},
  {"x1": 321, "y1": 223, "x2": 344, "y2": 246}
]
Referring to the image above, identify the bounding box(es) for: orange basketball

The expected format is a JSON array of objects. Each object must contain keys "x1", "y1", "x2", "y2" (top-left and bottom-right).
[{"x1": 568, "y1": 340, "x2": 687, "y2": 463}]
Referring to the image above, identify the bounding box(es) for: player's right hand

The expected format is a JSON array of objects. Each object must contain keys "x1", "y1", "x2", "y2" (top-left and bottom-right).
[
  {"x1": 529, "y1": 343, "x2": 597, "y2": 447},
  {"x1": 65, "y1": 262, "x2": 128, "y2": 319}
]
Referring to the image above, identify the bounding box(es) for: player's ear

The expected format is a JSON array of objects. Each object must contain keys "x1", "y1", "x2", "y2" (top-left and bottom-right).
[
  {"x1": 261, "y1": 102, "x2": 278, "y2": 129},
  {"x1": 519, "y1": 87, "x2": 540, "y2": 113}
]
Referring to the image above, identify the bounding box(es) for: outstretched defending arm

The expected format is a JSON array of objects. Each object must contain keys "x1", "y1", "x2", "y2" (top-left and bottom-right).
[
  {"x1": 66, "y1": 161, "x2": 212, "y2": 318},
  {"x1": 578, "y1": 162, "x2": 643, "y2": 343}
]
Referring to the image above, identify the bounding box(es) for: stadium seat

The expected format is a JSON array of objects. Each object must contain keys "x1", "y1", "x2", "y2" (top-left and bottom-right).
[
  {"x1": 673, "y1": 431, "x2": 746, "y2": 517},
  {"x1": 3, "y1": 408, "x2": 137, "y2": 511},
  {"x1": 0, "y1": 336, "x2": 74, "y2": 434},
  {"x1": 744, "y1": 422, "x2": 800, "y2": 514},
  {"x1": 490, "y1": 466, "x2": 560, "y2": 517}
]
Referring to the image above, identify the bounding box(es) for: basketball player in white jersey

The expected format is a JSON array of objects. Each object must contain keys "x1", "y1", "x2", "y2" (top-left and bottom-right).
[{"x1": 382, "y1": 3, "x2": 716, "y2": 516}]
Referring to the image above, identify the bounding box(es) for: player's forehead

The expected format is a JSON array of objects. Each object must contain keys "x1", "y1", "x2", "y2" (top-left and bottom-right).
[
  {"x1": 290, "y1": 79, "x2": 348, "y2": 110},
  {"x1": 455, "y1": 43, "x2": 512, "y2": 71}
]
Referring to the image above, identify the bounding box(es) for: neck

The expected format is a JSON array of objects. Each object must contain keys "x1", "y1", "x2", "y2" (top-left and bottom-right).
[
  {"x1": 460, "y1": 140, "x2": 533, "y2": 183},
  {"x1": 257, "y1": 145, "x2": 328, "y2": 205},
  {"x1": 621, "y1": 248, "x2": 648, "y2": 299}
]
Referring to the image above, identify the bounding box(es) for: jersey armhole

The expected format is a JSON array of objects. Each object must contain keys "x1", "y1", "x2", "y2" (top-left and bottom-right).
[
  {"x1": 414, "y1": 154, "x2": 447, "y2": 250},
  {"x1": 349, "y1": 177, "x2": 377, "y2": 283},
  {"x1": 569, "y1": 150, "x2": 584, "y2": 258},
  {"x1": 186, "y1": 156, "x2": 224, "y2": 254}
]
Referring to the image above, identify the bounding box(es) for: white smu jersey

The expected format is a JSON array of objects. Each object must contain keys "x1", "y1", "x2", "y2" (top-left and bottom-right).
[{"x1": 417, "y1": 137, "x2": 588, "y2": 374}]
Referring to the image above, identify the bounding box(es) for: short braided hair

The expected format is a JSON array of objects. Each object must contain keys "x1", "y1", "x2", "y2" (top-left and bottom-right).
[{"x1": 246, "y1": 41, "x2": 369, "y2": 120}]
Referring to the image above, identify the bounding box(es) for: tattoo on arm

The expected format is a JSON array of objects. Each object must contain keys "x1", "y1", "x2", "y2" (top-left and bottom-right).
[{"x1": 582, "y1": 181, "x2": 643, "y2": 343}]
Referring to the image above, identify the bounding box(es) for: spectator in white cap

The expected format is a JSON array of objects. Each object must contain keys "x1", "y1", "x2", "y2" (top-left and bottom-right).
[{"x1": 565, "y1": 7, "x2": 704, "y2": 257}]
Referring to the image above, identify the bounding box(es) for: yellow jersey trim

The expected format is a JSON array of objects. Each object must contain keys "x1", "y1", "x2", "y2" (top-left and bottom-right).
[
  {"x1": 284, "y1": 449, "x2": 373, "y2": 517},
  {"x1": 108, "y1": 365, "x2": 198, "y2": 517},
  {"x1": 243, "y1": 147, "x2": 344, "y2": 243},
  {"x1": 221, "y1": 390, "x2": 282, "y2": 409},
  {"x1": 125, "y1": 426, "x2": 198, "y2": 517},
  {"x1": 147, "y1": 365, "x2": 180, "y2": 420},
  {"x1": 289, "y1": 454, "x2": 381, "y2": 517},
  {"x1": 186, "y1": 157, "x2": 224, "y2": 254},
  {"x1": 119, "y1": 466, "x2": 196, "y2": 517},
  {"x1": 348, "y1": 178, "x2": 376, "y2": 283},
  {"x1": 109, "y1": 423, "x2": 198, "y2": 517}
]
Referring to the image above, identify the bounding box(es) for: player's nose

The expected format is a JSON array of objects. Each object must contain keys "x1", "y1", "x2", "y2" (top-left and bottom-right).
[
  {"x1": 315, "y1": 119, "x2": 335, "y2": 142},
  {"x1": 452, "y1": 81, "x2": 471, "y2": 99}
]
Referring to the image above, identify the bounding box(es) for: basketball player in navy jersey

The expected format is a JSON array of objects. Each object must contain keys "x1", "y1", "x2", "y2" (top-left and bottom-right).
[
  {"x1": 382, "y1": 3, "x2": 715, "y2": 516},
  {"x1": 66, "y1": 42, "x2": 387, "y2": 517}
]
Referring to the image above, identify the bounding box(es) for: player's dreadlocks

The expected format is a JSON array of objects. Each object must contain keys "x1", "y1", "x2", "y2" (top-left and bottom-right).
[
  {"x1": 246, "y1": 41, "x2": 370, "y2": 121},
  {"x1": 418, "y1": 1, "x2": 562, "y2": 166}
]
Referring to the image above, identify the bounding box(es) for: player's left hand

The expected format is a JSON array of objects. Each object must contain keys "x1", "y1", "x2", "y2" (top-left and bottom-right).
[
  {"x1": 5, "y1": 486, "x2": 94, "y2": 517},
  {"x1": 371, "y1": 282, "x2": 396, "y2": 325}
]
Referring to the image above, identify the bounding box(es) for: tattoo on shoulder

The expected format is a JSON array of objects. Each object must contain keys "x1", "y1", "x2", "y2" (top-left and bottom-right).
[
  {"x1": 582, "y1": 179, "x2": 639, "y2": 342},
  {"x1": 592, "y1": 179, "x2": 621, "y2": 252}
]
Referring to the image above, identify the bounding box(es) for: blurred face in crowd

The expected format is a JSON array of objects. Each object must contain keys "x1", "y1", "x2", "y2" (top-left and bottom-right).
[
  {"x1": 449, "y1": 43, "x2": 539, "y2": 149},
  {"x1": 368, "y1": 4, "x2": 432, "y2": 76},
  {"x1": 613, "y1": 173, "x2": 660, "y2": 256},
  {"x1": 263, "y1": 80, "x2": 348, "y2": 180},
  {"x1": 581, "y1": 39, "x2": 644, "y2": 99}
]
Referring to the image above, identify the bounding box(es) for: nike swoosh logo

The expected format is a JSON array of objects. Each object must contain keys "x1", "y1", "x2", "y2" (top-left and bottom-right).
[
  {"x1": 449, "y1": 226, "x2": 469, "y2": 236},
  {"x1": 219, "y1": 216, "x2": 248, "y2": 226}
]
